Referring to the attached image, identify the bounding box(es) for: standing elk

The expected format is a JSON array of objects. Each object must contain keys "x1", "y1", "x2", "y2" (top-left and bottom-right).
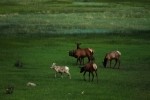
[
  {"x1": 80, "y1": 62, "x2": 98, "y2": 82},
  {"x1": 50, "y1": 63, "x2": 71, "y2": 79},
  {"x1": 103, "y1": 50, "x2": 121, "y2": 69},
  {"x1": 69, "y1": 43, "x2": 94, "y2": 65}
]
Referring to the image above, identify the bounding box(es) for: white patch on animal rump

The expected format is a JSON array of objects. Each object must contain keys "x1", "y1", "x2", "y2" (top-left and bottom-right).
[
  {"x1": 116, "y1": 51, "x2": 121, "y2": 56},
  {"x1": 88, "y1": 48, "x2": 93, "y2": 53},
  {"x1": 65, "y1": 66, "x2": 69, "y2": 71},
  {"x1": 93, "y1": 63, "x2": 97, "y2": 70}
]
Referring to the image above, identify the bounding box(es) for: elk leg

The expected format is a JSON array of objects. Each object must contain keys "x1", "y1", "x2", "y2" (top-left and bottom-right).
[
  {"x1": 110, "y1": 60, "x2": 112, "y2": 68},
  {"x1": 83, "y1": 71, "x2": 86, "y2": 81},
  {"x1": 82, "y1": 58, "x2": 84, "y2": 65},
  {"x1": 80, "y1": 58, "x2": 84, "y2": 65},
  {"x1": 91, "y1": 72, "x2": 94, "y2": 82},
  {"x1": 77, "y1": 58, "x2": 81, "y2": 65},
  {"x1": 79, "y1": 58, "x2": 84, "y2": 65},
  {"x1": 88, "y1": 57, "x2": 90, "y2": 62},
  {"x1": 79, "y1": 58, "x2": 81, "y2": 65},
  {"x1": 118, "y1": 59, "x2": 120, "y2": 69},
  {"x1": 76, "y1": 58, "x2": 79, "y2": 64},
  {"x1": 95, "y1": 71, "x2": 98, "y2": 83},
  {"x1": 113, "y1": 59, "x2": 118, "y2": 68},
  {"x1": 89, "y1": 72, "x2": 90, "y2": 82}
]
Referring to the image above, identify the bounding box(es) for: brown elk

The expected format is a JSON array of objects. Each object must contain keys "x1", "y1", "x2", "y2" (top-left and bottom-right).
[
  {"x1": 80, "y1": 62, "x2": 98, "y2": 82},
  {"x1": 69, "y1": 48, "x2": 94, "y2": 65},
  {"x1": 103, "y1": 50, "x2": 121, "y2": 69},
  {"x1": 69, "y1": 43, "x2": 94, "y2": 65}
]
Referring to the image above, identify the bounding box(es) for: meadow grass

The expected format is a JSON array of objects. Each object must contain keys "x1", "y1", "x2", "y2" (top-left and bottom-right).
[
  {"x1": 0, "y1": 0, "x2": 150, "y2": 100},
  {"x1": 0, "y1": 34, "x2": 150, "y2": 100}
]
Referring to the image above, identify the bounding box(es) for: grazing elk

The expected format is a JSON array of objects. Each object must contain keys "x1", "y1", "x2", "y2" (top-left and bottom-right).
[
  {"x1": 103, "y1": 50, "x2": 121, "y2": 69},
  {"x1": 69, "y1": 43, "x2": 94, "y2": 65},
  {"x1": 80, "y1": 62, "x2": 98, "y2": 82},
  {"x1": 50, "y1": 63, "x2": 71, "y2": 79}
]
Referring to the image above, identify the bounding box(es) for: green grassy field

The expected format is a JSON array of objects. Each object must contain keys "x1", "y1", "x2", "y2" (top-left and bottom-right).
[
  {"x1": 0, "y1": 0, "x2": 150, "y2": 100},
  {"x1": 0, "y1": 34, "x2": 150, "y2": 100}
]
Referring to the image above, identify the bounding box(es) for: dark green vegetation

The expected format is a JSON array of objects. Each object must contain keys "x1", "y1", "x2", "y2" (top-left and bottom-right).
[
  {"x1": 0, "y1": 0, "x2": 150, "y2": 100},
  {"x1": 0, "y1": 0, "x2": 150, "y2": 35}
]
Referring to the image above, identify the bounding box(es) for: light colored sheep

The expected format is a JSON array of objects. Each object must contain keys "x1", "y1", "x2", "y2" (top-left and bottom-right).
[
  {"x1": 27, "y1": 82, "x2": 36, "y2": 87},
  {"x1": 50, "y1": 63, "x2": 71, "y2": 79}
]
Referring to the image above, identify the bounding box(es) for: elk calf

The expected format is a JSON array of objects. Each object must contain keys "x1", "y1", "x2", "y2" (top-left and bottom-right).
[
  {"x1": 50, "y1": 63, "x2": 71, "y2": 79},
  {"x1": 80, "y1": 62, "x2": 98, "y2": 82}
]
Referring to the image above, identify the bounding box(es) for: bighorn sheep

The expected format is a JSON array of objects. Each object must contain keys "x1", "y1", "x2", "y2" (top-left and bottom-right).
[{"x1": 50, "y1": 63, "x2": 71, "y2": 79}]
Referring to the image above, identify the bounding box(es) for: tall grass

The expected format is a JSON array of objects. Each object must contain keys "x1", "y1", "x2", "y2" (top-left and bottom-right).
[
  {"x1": 0, "y1": 2, "x2": 150, "y2": 36},
  {"x1": 0, "y1": 1, "x2": 150, "y2": 36}
]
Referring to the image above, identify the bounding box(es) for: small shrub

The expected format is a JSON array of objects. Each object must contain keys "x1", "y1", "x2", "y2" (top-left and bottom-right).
[
  {"x1": 14, "y1": 60, "x2": 23, "y2": 68},
  {"x1": 5, "y1": 85, "x2": 14, "y2": 94}
]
